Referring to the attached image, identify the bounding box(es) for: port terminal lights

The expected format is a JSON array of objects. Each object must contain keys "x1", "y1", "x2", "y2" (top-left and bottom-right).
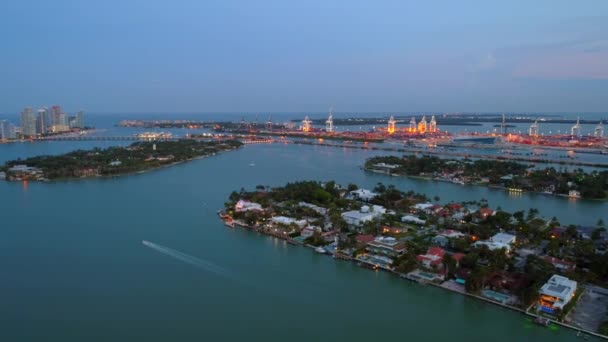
[
  {"x1": 417, "y1": 115, "x2": 427, "y2": 133},
  {"x1": 326, "y1": 114, "x2": 334, "y2": 133},
  {"x1": 529, "y1": 119, "x2": 540, "y2": 137},
  {"x1": 301, "y1": 116, "x2": 312, "y2": 132},
  {"x1": 387, "y1": 116, "x2": 396, "y2": 134},
  {"x1": 595, "y1": 121, "x2": 605, "y2": 138}
]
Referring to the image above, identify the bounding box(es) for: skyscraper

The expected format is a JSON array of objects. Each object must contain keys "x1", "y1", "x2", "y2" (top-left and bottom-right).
[
  {"x1": 36, "y1": 108, "x2": 48, "y2": 135},
  {"x1": 51, "y1": 105, "x2": 62, "y2": 126},
  {"x1": 20, "y1": 107, "x2": 36, "y2": 137},
  {"x1": 58, "y1": 112, "x2": 67, "y2": 127},
  {"x1": 0, "y1": 120, "x2": 17, "y2": 140},
  {"x1": 76, "y1": 111, "x2": 84, "y2": 128}
]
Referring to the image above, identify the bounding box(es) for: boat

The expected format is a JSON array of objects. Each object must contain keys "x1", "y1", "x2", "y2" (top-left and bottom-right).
[
  {"x1": 224, "y1": 221, "x2": 235, "y2": 228},
  {"x1": 533, "y1": 316, "x2": 550, "y2": 327},
  {"x1": 315, "y1": 246, "x2": 326, "y2": 254},
  {"x1": 249, "y1": 162, "x2": 255, "y2": 167}
]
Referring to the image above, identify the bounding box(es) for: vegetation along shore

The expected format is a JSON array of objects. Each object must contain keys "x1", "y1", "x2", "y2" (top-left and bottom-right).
[
  {"x1": 364, "y1": 155, "x2": 608, "y2": 200},
  {"x1": 219, "y1": 180, "x2": 608, "y2": 337},
  {"x1": 0, "y1": 139, "x2": 242, "y2": 182}
]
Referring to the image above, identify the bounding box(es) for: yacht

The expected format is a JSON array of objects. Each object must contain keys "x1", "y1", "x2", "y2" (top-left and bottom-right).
[{"x1": 315, "y1": 246, "x2": 326, "y2": 254}]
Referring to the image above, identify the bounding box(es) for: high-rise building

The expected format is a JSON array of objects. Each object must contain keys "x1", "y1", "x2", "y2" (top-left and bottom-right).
[
  {"x1": 51, "y1": 105, "x2": 62, "y2": 126},
  {"x1": 58, "y1": 113, "x2": 67, "y2": 127},
  {"x1": 68, "y1": 116, "x2": 77, "y2": 129},
  {"x1": 20, "y1": 107, "x2": 36, "y2": 137},
  {"x1": 36, "y1": 108, "x2": 48, "y2": 135},
  {"x1": 0, "y1": 120, "x2": 17, "y2": 140},
  {"x1": 76, "y1": 111, "x2": 84, "y2": 128}
]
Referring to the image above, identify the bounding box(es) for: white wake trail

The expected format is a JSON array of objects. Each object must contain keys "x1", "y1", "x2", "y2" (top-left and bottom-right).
[{"x1": 142, "y1": 240, "x2": 237, "y2": 280}]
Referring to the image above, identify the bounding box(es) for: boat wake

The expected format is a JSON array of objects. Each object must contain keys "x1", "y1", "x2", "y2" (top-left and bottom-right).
[{"x1": 142, "y1": 240, "x2": 238, "y2": 281}]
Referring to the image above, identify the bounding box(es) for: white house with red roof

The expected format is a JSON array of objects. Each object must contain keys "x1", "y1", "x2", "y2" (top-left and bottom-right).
[{"x1": 417, "y1": 247, "x2": 446, "y2": 269}]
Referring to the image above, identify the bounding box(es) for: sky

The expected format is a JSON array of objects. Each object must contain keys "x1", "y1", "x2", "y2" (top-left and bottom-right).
[{"x1": 1, "y1": 0, "x2": 607, "y2": 114}]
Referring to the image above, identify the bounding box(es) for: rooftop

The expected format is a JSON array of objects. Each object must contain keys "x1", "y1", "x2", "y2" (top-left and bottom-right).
[{"x1": 540, "y1": 274, "x2": 577, "y2": 298}]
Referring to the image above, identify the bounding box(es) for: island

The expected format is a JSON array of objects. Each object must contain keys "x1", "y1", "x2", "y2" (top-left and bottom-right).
[
  {"x1": 0, "y1": 139, "x2": 242, "y2": 181},
  {"x1": 219, "y1": 180, "x2": 608, "y2": 337},
  {"x1": 364, "y1": 155, "x2": 608, "y2": 200}
]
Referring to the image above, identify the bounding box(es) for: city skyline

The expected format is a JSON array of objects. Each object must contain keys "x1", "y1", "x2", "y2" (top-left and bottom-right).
[{"x1": 1, "y1": 1, "x2": 607, "y2": 114}]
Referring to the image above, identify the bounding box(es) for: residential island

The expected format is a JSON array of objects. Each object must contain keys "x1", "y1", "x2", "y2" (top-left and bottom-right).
[
  {"x1": 219, "y1": 180, "x2": 608, "y2": 337},
  {"x1": 365, "y1": 155, "x2": 608, "y2": 200},
  {"x1": 0, "y1": 139, "x2": 242, "y2": 181}
]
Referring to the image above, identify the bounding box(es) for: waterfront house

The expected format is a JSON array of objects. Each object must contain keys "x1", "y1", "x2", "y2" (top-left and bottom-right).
[
  {"x1": 355, "y1": 234, "x2": 375, "y2": 248},
  {"x1": 447, "y1": 203, "x2": 463, "y2": 211},
  {"x1": 537, "y1": 274, "x2": 578, "y2": 315},
  {"x1": 478, "y1": 207, "x2": 496, "y2": 219},
  {"x1": 401, "y1": 215, "x2": 426, "y2": 225},
  {"x1": 6, "y1": 165, "x2": 43, "y2": 181},
  {"x1": 412, "y1": 203, "x2": 434, "y2": 214},
  {"x1": 74, "y1": 168, "x2": 100, "y2": 177},
  {"x1": 271, "y1": 216, "x2": 307, "y2": 228},
  {"x1": 473, "y1": 233, "x2": 516, "y2": 252},
  {"x1": 300, "y1": 226, "x2": 322, "y2": 239},
  {"x1": 341, "y1": 205, "x2": 386, "y2": 227},
  {"x1": 416, "y1": 247, "x2": 446, "y2": 269},
  {"x1": 543, "y1": 256, "x2": 576, "y2": 273},
  {"x1": 366, "y1": 236, "x2": 406, "y2": 257},
  {"x1": 235, "y1": 200, "x2": 263, "y2": 212},
  {"x1": 298, "y1": 202, "x2": 328, "y2": 215},
  {"x1": 349, "y1": 189, "x2": 378, "y2": 202},
  {"x1": 373, "y1": 162, "x2": 399, "y2": 172}
]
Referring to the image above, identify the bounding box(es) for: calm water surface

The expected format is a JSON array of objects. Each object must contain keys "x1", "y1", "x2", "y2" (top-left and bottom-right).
[{"x1": 1, "y1": 143, "x2": 606, "y2": 341}]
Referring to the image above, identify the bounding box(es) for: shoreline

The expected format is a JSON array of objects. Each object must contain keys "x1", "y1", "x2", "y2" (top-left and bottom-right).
[
  {"x1": 220, "y1": 212, "x2": 607, "y2": 340},
  {"x1": 363, "y1": 167, "x2": 608, "y2": 202},
  {"x1": 290, "y1": 140, "x2": 608, "y2": 168},
  {"x1": 1, "y1": 145, "x2": 240, "y2": 183}
]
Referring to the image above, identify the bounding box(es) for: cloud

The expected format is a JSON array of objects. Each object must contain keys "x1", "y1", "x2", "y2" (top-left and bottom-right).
[
  {"x1": 491, "y1": 34, "x2": 608, "y2": 80},
  {"x1": 512, "y1": 51, "x2": 608, "y2": 80}
]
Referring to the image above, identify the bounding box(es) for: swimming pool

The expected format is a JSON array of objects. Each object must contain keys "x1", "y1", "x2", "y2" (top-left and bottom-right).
[{"x1": 482, "y1": 290, "x2": 511, "y2": 303}]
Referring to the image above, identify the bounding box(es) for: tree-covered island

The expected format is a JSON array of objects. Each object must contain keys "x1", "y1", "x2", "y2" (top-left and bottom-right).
[
  {"x1": 0, "y1": 139, "x2": 242, "y2": 181},
  {"x1": 365, "y1": 155, "x2": 608, "y2": 200},
  {"x1": 220, "y1": 180, "x2": 608, "y2": 334}
]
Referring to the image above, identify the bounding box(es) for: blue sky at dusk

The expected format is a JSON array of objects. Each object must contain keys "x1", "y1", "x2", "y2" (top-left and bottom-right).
[{"x1": 1, "y1": 0, "x2": 607, "y2": 114}]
